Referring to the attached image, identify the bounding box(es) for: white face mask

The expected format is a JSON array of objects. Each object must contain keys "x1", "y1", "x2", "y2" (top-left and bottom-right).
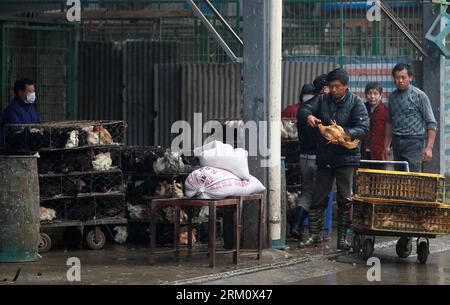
[
  {"x1": 302, "y1": 94, "x2": 315, "y2": 103},
  {"x1": 26, "y1": 92, "x2": 36, "y2": 104}
]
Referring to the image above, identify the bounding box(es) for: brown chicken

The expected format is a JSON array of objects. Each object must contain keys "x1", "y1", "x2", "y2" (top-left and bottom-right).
[{"x1": 318, "y1": 120, "x2": 360, "y2": 149}]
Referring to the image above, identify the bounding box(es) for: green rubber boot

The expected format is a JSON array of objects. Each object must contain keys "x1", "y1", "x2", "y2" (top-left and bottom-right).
[
  {"x1": 298, "y1": 209, "x2": 324, "y2": 248},
  {"x1": 318, "y1": 209, "x2": 331, "y2": 241},
  {"x1": 337, "y1": 209, "x2": 351, "y2": 251}
]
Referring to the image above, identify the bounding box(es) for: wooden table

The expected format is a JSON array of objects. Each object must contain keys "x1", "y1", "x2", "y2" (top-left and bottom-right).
[{"x1": 148, "y1": 193, "x2": 264, "y2": 268}]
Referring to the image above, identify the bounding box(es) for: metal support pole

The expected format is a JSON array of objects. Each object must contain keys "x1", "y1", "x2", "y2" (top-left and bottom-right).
[
  {"x1": 242, "y1": 0, "x2": 268, "y2": 249},
  {"x1": 242, "y1": 0, "x2": 283, "y2": 249},
  {"x1": 267, "y1": 0, "x2": 283, "y2": 248}
]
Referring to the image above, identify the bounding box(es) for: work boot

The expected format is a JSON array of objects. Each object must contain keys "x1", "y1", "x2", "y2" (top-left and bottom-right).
[
  {"x1": 337, "y1": 209, "x2": 351, "y2": 251},
  {"x1": 298, "y1": 209, "x2": 323, "y2": 248}
]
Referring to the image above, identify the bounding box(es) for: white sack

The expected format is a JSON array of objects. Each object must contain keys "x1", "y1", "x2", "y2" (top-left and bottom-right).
[
  {"x1": 185, "y1": 167, "x2": 265, "y2": 200},
  {"x1": 194, "y1": 141, "x2": 251, "y2": 180}
]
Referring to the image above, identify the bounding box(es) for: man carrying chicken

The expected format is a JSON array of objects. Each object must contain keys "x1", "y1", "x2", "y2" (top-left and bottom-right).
[{"x1": 298, "y1": 68, "x2": 369, "y2": 250}]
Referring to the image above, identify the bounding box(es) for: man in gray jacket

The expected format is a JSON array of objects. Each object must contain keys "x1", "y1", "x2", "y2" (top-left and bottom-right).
[
  {"x1": 298, "y1": 68, "x2": 369, "y2": 250},
  {"x1": 381, "y1": 63, "x2": 437, "y2": 173}
]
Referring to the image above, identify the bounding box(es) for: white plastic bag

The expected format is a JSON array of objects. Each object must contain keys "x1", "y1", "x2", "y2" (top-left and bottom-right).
[
  {"x1": 185, "y1": 167, "x2": 265, "y2": 199},
  {"x1": 194, "y1": 141, "x2": 251, "y2": 180}
]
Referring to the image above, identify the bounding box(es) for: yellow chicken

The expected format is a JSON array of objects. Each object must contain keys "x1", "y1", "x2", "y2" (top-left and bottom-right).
[{"x1": 318, "y1": 120, "x2": 360, "y2": 149}]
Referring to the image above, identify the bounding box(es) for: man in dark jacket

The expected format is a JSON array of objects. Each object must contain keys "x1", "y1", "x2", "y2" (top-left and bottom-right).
[
  {"x1": 298, "y1": 68, "x2": 369, "y2": 250},
  {"x1": 2, "y1": 78, "x2": 39, "y2": 125},
  {"x1": 1, "y1": 78, "x2": 40, "y2": 148}
]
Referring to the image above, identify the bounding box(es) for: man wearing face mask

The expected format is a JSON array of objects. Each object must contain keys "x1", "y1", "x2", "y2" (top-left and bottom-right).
[
  {"x1": 281, "y1": 83, "x2": 316, "y2": 118},
  {"x1": 2, "y1": 78, "x2": 40, "y2": 125},
  {"x1": 288, "y1": 81, "x2": 327, "y2": 241},
  {"x1": 0, "y1": 78, "x2": 40, "y2": 149}
]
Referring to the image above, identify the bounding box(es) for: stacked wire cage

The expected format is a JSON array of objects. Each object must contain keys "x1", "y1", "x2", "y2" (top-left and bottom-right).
[
  {"x1": 352, "y1": 169, "x2": 450, "y2": 263},
  {"x1": 121, "y1": 146, "x2": 205, "y2": 246},
  {"x1": 4, "y1": 120, "x2": 128, "y2": 251}
]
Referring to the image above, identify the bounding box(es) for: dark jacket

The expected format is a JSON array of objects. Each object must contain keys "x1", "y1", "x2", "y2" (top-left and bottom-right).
[
  {"x1": 2, "y1": 97, "x2": 40, "y2": 125},
  {"x1": 296, "y1": 101, "x2": 318, "y2": 155},
  {"x1": 0, "y1": 97, "x2": 40, "y2": 147},
  {"x1": 299, "y1": 90, "x2": 369, "y2": 169}
]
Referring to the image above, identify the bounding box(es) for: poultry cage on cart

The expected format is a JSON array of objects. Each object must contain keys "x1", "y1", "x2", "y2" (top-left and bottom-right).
[
  {"x1": 352, "y1": 168, "x2": 449, "y2": 264},
  {"x1": 2, "y1": 120, "x2": 128, "y2": 252}
]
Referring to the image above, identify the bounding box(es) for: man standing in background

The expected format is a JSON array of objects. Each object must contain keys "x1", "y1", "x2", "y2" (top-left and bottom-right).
[{"x1": 382, "y1": 63, "x2": 437, "y2": 172}]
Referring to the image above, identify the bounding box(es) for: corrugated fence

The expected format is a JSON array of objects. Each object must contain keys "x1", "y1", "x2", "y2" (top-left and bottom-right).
[
  {"x1": 123, "y1": 41, "x2": 180, "y2": 146},
  {"x1": 78, "y1": 46, "x2": 338, "y2": 147},
  {"x1": 282, "y1": 61, "x2": 338, "y2": 108},
  {"x1": 78, "y1": 41, "x2": 123, "y2": 121}
]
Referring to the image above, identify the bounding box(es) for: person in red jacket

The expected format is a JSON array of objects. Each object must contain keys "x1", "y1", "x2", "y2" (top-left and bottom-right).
[
  {"x1": 362, "y1": 82, "x2": 388, "y2": 162},
  {"x1": 281, "y1": 84, "x2": 316, "y2": 119}
]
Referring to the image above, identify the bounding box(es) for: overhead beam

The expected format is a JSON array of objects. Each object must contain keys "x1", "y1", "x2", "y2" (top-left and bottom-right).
[
  {"x1": 186, "y1": 0, "x2": 239, "y2": 62},
  {"x1": 378, "y1": 0, "x2": 428, "y2": 57},
  {"x1": 24, "y1": 9, "x2": 193, "y2": 20}
]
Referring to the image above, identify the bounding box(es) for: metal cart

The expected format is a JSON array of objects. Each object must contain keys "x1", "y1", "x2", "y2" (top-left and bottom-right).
[
  {"x1": 351, "y1": 162, "x2": 448, "y2": 264},
  {"x1": 352, "y1": 199, "x2": 450, "y2": 264},
  {"x1": 39, "y1": 216, "x2": 128, "y2": 253}
]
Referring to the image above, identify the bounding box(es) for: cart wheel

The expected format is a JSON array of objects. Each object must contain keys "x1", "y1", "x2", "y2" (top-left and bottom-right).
[
  {"x1": 417, "y1": 241, "x2": 429, "y2": 265},
  {"x1": 352, "y1": 234, "x2": 362, "y2": 254},
  {"x1": 38, "y1": 233, "x2": 52, "y2": 253},
  {"x1": 85, "y1": 228, "x2": 106, "y2": 250},
  {"x1": 362, "y1": 238, "x2": 374, "y2": 260},
  {"x1": 396, "y1": 237, "x2": 412, "y2": 258}
]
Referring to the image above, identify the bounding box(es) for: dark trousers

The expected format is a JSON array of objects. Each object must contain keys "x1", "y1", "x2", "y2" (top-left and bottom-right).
[
  {"x1": 311, "y1": 166, "x2": 355, "y2": 212},
  {"x1": 392, "y1": 135, "x2": 424, "y2": 173}
]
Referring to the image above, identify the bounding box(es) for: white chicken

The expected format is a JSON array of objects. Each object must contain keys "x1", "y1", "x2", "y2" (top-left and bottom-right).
[
  {"x1": 92, "y1": 152, "x2": 113, "y2": 171},
  {"x1": 83, "y1": 126, "x2": 100, "y2": 145},
  {"x1": 287, "y1": 191, "x2": 301, "y2": 210},
  {"x1": 65, "y1": 130, "x2": 79, "y2": 148},
  {"x1": 40, "y1": 207, "x2": 56, "y2": 222},
  {"x1": 113, "y1": 226, "x2": 128, "y2": 244},
  {"x1": 225, "y1": 120, "x2": 245, "y2": 143},
  {"x1": 127, "y1": 203, "x2": 147, "y2": 220},
  {"x1": 281, "y1": 120, "x2": 298, "y2": 140},
  {"x1": 153, "y1": 150, "x2": 185, "y2": 174}
]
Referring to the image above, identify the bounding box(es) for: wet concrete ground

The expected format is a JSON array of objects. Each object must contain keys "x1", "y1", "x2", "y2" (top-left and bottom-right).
[
  {"x1": 0, "y1": 243, "x2": 297, "y2": 285},
  {"x1": 295, "y1": 235, "x2": 450, "y2": 285},
  {"x1": 1, "y1": 232, "x2": 449, "y2": 285},
  {"x1": 206, "y1": 234, "x2": 450, "y2": 285}
]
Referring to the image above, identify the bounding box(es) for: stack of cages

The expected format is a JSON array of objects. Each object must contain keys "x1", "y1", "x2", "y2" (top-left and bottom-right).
[
  {"x1": 280, "y1": 119, "x2": 300, "y2": 231},
  {"x1": 121, "y1": 146, "x2": 204, "y2": 246},
  {"x1": 353, "y1": 169, "x2": 450, "y2": 236},
  {"x1": 3, "y1": 120, "x2": 128, "y2": 250}
]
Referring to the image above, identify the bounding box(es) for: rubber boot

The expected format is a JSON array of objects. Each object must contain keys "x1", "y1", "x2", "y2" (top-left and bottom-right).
[
  {"x1": 291, "y1": 206, "x2": 308, "y2": 240},
  {"x1": 337, "y1": 209, "x2": 351, "y2": 250},
  {"x1": 298, "y1": 209, "x2": 323, "y2": 247},
  {"x1": 318, "y1": 208, "x2": 331, "y2": 241}
]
